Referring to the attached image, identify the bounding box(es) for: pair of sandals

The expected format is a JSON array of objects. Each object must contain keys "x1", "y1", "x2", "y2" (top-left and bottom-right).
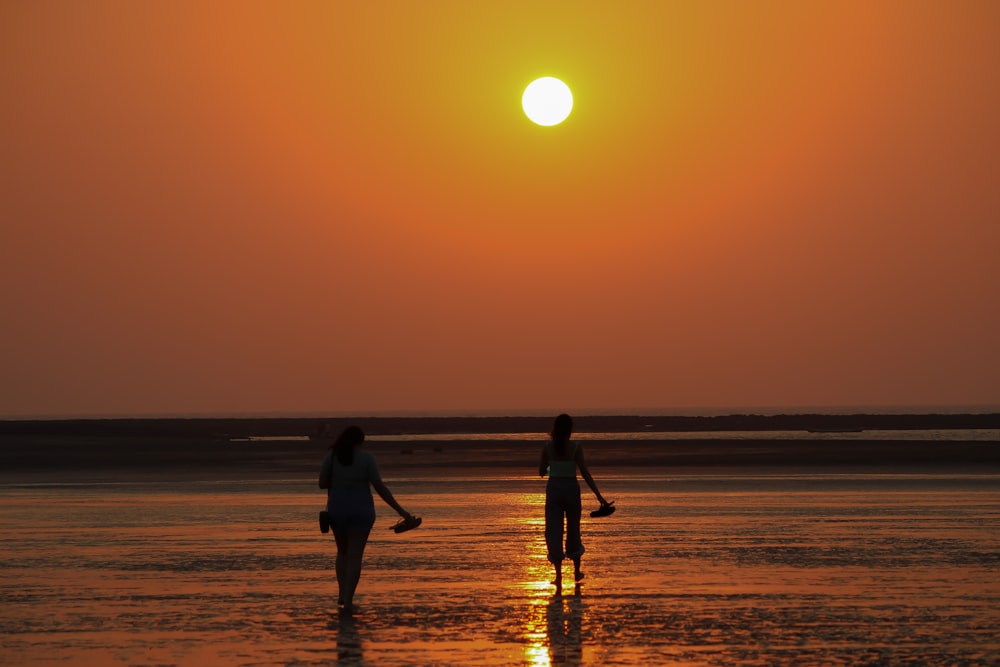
[
  {"x1": 390, "y1": 514, "x2": 422, "y2": 533},
  {"x1": 318, "y1": 510, "x2": 422, "y2": 534},
  {"x1": 590, "y1": 500, "x2": 616, "y2": 518}
]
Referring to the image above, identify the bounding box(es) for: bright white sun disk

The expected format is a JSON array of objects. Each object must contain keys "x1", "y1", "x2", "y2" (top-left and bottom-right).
[{"x1": 522, "y1": 77, "x2": 573, "y2": 126}]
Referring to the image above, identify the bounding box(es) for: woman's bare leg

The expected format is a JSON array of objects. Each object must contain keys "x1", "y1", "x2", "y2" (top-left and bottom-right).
[
  {"x1": 341, "y1": 528, "x2": 371, "y2": 612},
  {"x1": 333, "y1": 527, "x2": 371, "y2": 610},
  {"x1": 333, "y1": 528, "x2": 350, "y2": 605}
]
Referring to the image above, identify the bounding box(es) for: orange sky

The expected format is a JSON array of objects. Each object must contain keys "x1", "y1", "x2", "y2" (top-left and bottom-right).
[{"x1": 2, "y1": 2, "x2": 998, "y2": 417}]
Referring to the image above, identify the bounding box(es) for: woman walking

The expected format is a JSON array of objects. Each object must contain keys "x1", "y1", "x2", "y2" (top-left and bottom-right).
[
  {"x1": 319, "y1": 425, "x2": 417, "y2": 613},
  {"x1": 539, "y1": 414, "x2": 612, "y2": 591}
]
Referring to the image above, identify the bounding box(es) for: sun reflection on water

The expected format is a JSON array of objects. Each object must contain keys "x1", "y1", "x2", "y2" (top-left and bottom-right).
[
  {"x1": 523, "y1": 590, "x2": 587, "y2": 667},
  {"x1": 513, "y1": 489, "x2": 558, "y2": 666},
  {"x1": 523, "y1": 594, "x2": 552, "y2": 667},
  {"x1": 514, "y1": 485, "x2": 588, "y2": 667}
]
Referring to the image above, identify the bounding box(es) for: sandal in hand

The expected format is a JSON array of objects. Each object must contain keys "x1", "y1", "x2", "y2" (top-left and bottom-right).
[
  {"x1": 590, "y1": 501, "x2": 616, "y2": 518},
  {"x1": 390, "y1": 515, "x2": 422, "y2": 533}
]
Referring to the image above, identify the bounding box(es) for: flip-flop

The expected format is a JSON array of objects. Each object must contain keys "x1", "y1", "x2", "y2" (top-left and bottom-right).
[
  {"x1": 390, "y1": 515, "x2": 422, "y2": 533},
  {"x1": 590, "y1": 501, "x2": 616, "y2": 518},
  {"x1": 319, "y1": 510, "x2": 330, "y2": 534}
]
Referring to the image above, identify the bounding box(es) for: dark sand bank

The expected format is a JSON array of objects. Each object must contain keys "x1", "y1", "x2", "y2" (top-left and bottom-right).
[
  {"x1": 2, "y1": 413, "x2": 997, "y2": 483},
  {"x1": 2, "y1": 433, "x2": 998, "y2": 484},
  {"x1": 2, "y1": 412, "x2": 999, "y2": 439}
]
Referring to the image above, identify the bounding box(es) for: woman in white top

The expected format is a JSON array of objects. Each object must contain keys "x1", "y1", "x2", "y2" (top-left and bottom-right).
[
  {"x1": 539, "y1": 414, "x2": 610, "y2": 590},
  {"x1": 319, "y1": 425, "x2": 414, "y2": 613}
]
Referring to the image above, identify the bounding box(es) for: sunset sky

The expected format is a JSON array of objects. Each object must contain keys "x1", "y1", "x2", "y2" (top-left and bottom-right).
[{"x1": 2, "y1": 2, "x2": 998, "y2": 418}]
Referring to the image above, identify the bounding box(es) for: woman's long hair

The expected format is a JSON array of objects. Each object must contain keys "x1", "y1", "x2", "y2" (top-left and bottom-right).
[
  {"x1": 551, "y1": 413, "x2": 573, "y2": 456},
  {"x1": 332, "y1": 425, "x2": 365, "y2": 466}
]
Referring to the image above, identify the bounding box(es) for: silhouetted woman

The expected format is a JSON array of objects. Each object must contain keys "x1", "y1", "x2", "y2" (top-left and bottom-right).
[
  {"x1": 318, "y1": 425, "x2": 415, "y2": 613},
  {"x1": 539, "y1": 414, "x2": 611, "y2": 590}
]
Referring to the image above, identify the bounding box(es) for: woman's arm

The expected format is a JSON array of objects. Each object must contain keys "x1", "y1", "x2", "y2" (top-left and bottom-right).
[
  {"x1": 576, "y1": 447, "x2": 608, "y2": 505},
  {"x1": 372, "y1": 479, "x2": 412, "y2": 519},
  {"x1": 539, "y1": 446, "x2": 550, "y2": 477}
]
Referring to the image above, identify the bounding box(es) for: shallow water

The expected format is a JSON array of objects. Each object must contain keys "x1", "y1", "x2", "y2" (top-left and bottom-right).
[{"x1": 2, "y1": 473, "x2": 999, "y2": 666}]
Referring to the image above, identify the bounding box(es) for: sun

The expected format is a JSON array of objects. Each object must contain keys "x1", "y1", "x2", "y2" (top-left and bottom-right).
[{"x1": 522, "y1": 77, "x2": 573, "y2": 126}]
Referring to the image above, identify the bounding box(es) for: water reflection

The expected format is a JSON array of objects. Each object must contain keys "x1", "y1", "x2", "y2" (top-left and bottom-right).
[
  {"x1": 524, "y1": 584, "x2": 585, "y2": 667},
  {"x1": 329, "y1": 612, "x2": 366, "y2": 665},
  {"x1": 546, "y1": 593, "x2": 584, "y2": 666},
  {"x1": 523, "y1": 593, "x2": 551, "y2": 667}
]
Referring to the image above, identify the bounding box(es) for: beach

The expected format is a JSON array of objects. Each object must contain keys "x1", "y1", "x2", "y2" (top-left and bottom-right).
[
  {"x1": 1, "y1": 419, "x2": 999, "y2": 665},
  {"x1": 6, "y1": 8, "x2": 1000, "y2": 664}
]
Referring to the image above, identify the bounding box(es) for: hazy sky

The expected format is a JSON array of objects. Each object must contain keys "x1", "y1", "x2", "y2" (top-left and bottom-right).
[{"x1": 2, "y1": 2, "x2": 998, "y2": 418}]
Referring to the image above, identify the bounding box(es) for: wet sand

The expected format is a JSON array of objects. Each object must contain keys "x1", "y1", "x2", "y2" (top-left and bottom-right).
[
  {"x1": 2, "y1": 458, "x2": 1000, "y2": 665},
  {"x1": 2, "y1": 423, "x2": 999, "y2": 665}
]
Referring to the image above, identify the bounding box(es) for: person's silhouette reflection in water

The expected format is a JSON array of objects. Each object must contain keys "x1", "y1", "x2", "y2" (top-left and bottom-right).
[
  {"x1": 331, "y1": 613, "x2": 366, "y2": 665},
  {"x1": 547, "y1": 591, "x2": 584, "y2": 666}
]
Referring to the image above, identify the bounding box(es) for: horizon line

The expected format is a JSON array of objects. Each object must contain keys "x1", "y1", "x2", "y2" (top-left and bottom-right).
[{"x1": 3, "y1": 404, "x2": 999, "y2": 422}]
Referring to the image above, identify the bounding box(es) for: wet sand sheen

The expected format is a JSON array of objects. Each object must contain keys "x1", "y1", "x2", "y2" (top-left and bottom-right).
[{"x1": 2, "y1": 472, "x2": 999, "y2": 666}]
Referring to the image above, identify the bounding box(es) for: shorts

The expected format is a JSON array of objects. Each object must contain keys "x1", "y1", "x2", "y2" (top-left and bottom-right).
[{"x1": 326, "y1": 485, "x2": 376, "y2": 532}]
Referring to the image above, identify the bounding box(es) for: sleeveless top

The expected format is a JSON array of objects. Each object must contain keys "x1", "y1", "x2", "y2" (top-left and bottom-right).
[{"x1": 547, "y1": 441, "x2": 578, "y2": 478}]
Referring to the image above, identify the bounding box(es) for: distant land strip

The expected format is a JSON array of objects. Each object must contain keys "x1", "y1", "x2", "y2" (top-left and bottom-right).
[
  {"x1": 1, "y1": 413, "x2": 999, "y2": 438},
  {"x1": 1, "y1": 436, "x2": 998, "y2": 481}
]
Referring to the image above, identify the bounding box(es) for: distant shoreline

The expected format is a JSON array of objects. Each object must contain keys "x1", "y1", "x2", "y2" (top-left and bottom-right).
[
  {"x1": 3, "y1": 413, "x2": 998, "y2": 485},
  {"x1": 1, "y1": 412, "x2": 999, "y2": 439},
  {"x1": 1, "y1": 428, "x2": 998, "y2": 485}
]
